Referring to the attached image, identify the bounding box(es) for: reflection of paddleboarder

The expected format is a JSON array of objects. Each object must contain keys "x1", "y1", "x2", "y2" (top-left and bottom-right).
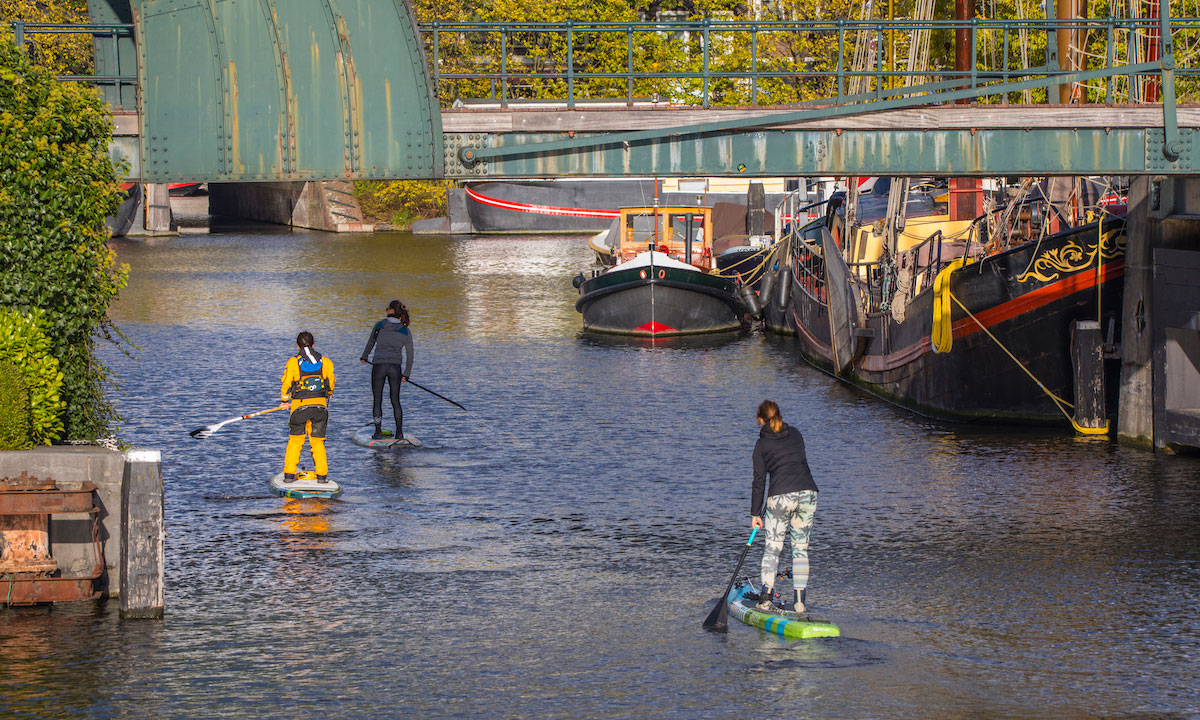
[
  {"x1": 360, "y1": 300, "x2": 415, "y2": 440},
  {"x1": 750, "y1": 400, "x2": 819, "y2": 613},
  {"x1": 280, "y1": 332, "x2": 336, "y2": 483}
]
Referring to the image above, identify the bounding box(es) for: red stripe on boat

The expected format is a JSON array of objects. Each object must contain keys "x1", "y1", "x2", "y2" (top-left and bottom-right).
[
  {"x1": 465, "y1": 186, "x2": 620, "y2": 219},
  {"x1": 636, "y1": 321, "x2": 676, "y2": 334}
]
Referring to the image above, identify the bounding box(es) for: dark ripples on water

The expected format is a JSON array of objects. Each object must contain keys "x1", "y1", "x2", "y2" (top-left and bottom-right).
[{"x1": 2, "y1": 226, "x2": 1199, "y2": 719}]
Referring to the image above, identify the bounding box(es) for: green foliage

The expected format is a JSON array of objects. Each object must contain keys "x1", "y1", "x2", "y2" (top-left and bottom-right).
[
  {"x1": 0, "y1": 360, "x2": 33, "y2": 450},
  {"x1": 0, "y1": 309, "x2": 65, "y2": 446},
  {"x1": 354, "y1": 179, "x2": 455, "y2": 228},
  {"x1": 0, "y1": 37, "x2": 128, "y2": 441},
  {"x1": 1, "y1": 0, "x2": 94, "y2": 75}
]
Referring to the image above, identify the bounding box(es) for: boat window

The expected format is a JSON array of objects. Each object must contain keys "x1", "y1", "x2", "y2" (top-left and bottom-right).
[
  {"x1": 670, "y1": 214, "x2": 706, "y2": 245},
  {"x1": 627, "y1": 213, "x2": 658, "y2": 249}
]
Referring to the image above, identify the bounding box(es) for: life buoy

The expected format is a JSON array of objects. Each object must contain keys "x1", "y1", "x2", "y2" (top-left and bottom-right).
[
  {"x1": 658, "y1": 269, "x2": 665, "y2": 279},
  {"x1": 639, "y1": 269, "x2": 647, "y2": 279}
]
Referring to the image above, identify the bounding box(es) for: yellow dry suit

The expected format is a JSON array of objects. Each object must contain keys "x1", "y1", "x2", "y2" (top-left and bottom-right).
[{"x1": 280, "y1": 350, "x2": 336, "y2": 477}]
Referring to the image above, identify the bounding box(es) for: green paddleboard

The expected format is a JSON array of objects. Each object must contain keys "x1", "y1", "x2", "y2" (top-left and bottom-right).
[{"x1": 726, "y1": 579, "x2": 840, "y2": 639}]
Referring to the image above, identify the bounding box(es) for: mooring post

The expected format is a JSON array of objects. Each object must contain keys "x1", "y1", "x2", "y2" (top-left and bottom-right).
[
  {"x1": 1072, "y1": 320, "x2": 1106, "y2": 430},
  {"x1": 120, "y1": 449, "x2": 164, "y2": 618}
]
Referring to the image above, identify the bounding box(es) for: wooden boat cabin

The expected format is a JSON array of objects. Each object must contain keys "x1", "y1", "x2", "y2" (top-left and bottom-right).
[{"x1": 615, "y1": 207, "x2": 713, "y2": 271}]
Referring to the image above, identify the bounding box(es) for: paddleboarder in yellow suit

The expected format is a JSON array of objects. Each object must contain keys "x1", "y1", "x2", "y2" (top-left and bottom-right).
[{"x1": 280, "y1": 331, "x2": 336, "y2": 483}]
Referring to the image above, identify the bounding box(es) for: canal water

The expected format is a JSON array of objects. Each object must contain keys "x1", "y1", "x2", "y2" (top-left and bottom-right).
[{"x1": 2, "y1": 218, "x2": 1199, "y2": 719}]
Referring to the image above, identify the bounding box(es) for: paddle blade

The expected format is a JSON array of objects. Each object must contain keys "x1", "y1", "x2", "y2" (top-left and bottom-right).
[
  {"x1": 189, "y1": 420, "x2": 228, "y2": 438},
  {"x1": 702, "y1": 596, "x2": 729, "y2": 631}
]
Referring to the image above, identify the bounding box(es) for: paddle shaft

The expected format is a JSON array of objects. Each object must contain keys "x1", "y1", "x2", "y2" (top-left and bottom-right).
[
  {"x1": 364, "y1": 361, "x2": 466, "y2": 411},
  {"x1": 243, "y1": 405, "x2": 287, "y2": 420},
  {"x1": 190, "y1": 404, "x2": 286, "y2": 437},
  {"x1": 702, "y1": 526, "x2": 759, "y2": 630}
]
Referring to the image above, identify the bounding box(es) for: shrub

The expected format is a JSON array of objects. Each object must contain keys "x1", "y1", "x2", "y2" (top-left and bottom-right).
[
  {"x1": 0, "y1": 360, "x2": 32, "y2": 450},
  {"x1": 354, "y1": 179, "x2": 454, "y2": 228},
  {"x1": 0, "y1": 37, "x2": 128, "y2": 441},
  {"x1": 0, "y1": 308, "x2": 65, "y2": 445}
]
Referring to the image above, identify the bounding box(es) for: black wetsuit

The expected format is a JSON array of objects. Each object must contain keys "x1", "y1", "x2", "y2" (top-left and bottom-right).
[{"x1": 361, "y1": 318, "x2": 414, "y2": 434}]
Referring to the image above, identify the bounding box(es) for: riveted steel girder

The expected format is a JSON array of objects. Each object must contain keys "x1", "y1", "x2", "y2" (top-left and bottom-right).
[
  {"x1": 444, "y1": 127, "x2": 1198, "y2": 178},
  {"x1": 131, "y1": 0, "x2": 442, "y2": 182}
]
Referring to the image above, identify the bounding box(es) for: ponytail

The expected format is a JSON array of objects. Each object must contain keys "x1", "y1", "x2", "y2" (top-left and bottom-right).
[
  {"x1": 756, "y1": 400, "x2": 784, "y2": 433},
  {"x1": 388, "y1": 299, "x2": 410, "y2": 326},
  {"x1": 296, "y1": 331, "x2": 318, "y2": 364}
]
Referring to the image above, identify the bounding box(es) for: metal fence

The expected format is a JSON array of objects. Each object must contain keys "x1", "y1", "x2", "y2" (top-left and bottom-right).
[
  {"x1": 421, "y1": 17, "x2": 1200, "y2": 108},
  {"x1": 6, "y1": 21, "x2": 136, "y2": 94}
]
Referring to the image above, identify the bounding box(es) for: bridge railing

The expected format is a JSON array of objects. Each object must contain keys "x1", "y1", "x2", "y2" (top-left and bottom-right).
[
  {"x1": 5, "y1": 21, "x2": 136, "y2": 95},
  {"x1": 421, "y1": 17, "x2": 1200, "y2": 109}
]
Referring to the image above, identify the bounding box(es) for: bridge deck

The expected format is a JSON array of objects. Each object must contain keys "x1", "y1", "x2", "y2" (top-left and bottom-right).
[{"x1": 443, "y1": 105, "x2": 1200, "y2": 133}]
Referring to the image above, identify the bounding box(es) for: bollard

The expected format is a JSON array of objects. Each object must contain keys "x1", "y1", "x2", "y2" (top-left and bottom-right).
[
  {"x1": 1072, "y1": 320, "x2": 1107, "y2": 431},
  {"x1": 120, "y1": 449, "x2": 164, "y2": 618}
]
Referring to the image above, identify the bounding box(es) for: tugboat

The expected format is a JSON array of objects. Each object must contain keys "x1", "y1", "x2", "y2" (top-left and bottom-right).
[{"x1": 575, "y1": 206, "x2": 747, "y2": 336}]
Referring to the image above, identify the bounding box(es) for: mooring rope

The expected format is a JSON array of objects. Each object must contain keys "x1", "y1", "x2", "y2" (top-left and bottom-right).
[{"x1": 948, "y1": 291, "x2": 1109, "y2": 436}]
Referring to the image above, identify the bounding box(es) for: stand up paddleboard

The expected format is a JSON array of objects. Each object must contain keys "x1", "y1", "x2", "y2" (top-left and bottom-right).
[
  {"x1": 269, "y1": 470, "x2": 343, "y2": 499},
  {"x1": 351, "y1": 424, "x2": 423, "y2": 449},
  {"x1": 726, "y1": 579, "x2": 840, "y2": 639}
]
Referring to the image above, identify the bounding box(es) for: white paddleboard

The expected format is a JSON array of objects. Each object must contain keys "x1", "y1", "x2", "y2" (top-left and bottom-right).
[
  {"x1": 269, "y1": 470, "x2": 342, "y2": 499},
  {"x1": 351, "y1": 424, "x2": 423, "y2": 449}
]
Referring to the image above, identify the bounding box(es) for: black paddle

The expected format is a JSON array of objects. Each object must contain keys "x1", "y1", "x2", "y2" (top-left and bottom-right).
[
  {"x1": 404, "y1": 378, "x2": 467, "y2": 412},
  {"x1": 363, "y1": 360, "x2": 466, "y2": 411},
  {"x1": 702, "y1": 525, "x2": 759, "y2": 632}
]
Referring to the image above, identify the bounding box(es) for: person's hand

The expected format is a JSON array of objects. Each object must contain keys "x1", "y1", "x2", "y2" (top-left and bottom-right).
[
  {"x1": 400, "y1": 375, "x2": 408, "y2": 383},
  {"x1": 360, "y1": 358, "x2": 368, "y2": 364},
  {"x1": 751, "y1": 516, "x2": 763, "y2": 530},
  {"x1": 279, "y1": 400, "x2": 289, "y2": 409}
]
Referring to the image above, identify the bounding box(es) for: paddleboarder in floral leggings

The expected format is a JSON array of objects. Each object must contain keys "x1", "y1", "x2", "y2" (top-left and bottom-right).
[{"x1": 751, "y1": 400, "x2": 819, "y2": 613}]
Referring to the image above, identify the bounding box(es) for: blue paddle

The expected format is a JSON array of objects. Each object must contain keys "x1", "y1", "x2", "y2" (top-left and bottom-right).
[{"x1": 702, "y1": 526, "x2": 759, "y2": 631}]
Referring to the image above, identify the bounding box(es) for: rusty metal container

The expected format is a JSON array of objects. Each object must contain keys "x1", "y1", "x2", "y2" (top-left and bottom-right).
[{"x1": 0, "y1": 473, "x2": 103, "y2": 605}]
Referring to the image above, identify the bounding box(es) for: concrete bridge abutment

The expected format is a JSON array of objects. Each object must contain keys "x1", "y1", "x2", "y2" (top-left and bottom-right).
[
  {"x1": 208, "y1": 182, "x2": 374, "y2": 233},
  {"x1": 1118, "y1": 176, "x2": 1200, "y2": 451}
]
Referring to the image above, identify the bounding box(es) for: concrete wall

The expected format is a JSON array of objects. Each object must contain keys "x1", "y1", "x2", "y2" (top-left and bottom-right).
[
  {"x1": 1118, "y1": 176, "x2": 1200, "y2": 450},
  {"x1": 209, "y1": 181, "x2": 374, "y2": 232},
  {"x1": 0, "y1": 447, "x2": 126, "y2": 596}
]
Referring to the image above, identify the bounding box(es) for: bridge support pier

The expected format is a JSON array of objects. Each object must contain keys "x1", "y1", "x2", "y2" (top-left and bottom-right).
[
  {"x1": 1118, "y1": 176, "x2": 1200, "y2": 451},
  {"x1": 208, "y1": 182, "x2": 374, "y2": 233},
  {"x1": 111, "y1": 183, "x2": 176, "y2": 237}
]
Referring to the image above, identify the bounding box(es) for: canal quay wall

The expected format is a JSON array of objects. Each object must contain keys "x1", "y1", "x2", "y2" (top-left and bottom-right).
[{"x1": 0, "y1": 447, "x2": 164, "y2": 617}]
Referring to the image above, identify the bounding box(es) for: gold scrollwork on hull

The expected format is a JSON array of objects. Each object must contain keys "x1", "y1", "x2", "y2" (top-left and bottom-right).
[{"x1": 1017, "y1": 228, "x2": 1126, "y2": 283}]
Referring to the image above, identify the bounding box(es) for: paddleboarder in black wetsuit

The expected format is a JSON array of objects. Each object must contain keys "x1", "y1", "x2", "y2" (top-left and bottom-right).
[
  {"x1": 361, "y1": 300, "x2": 415, "y2": 440},
  {"x1": 751, "y1": 400, "x2": 819, "y2": 613}
]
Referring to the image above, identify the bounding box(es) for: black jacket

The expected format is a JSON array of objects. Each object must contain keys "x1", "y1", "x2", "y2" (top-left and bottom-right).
[{"x1": 751, "y1": 423, "x2": 818, "y2": 514}]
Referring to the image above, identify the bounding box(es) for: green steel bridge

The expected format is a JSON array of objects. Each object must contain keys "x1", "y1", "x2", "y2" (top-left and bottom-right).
[{"x1": 8, "y1": 1, "x2": 1200, "y2": 181}]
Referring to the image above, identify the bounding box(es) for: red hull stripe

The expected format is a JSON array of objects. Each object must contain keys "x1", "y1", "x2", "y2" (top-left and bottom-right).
[
  {"x1": 636, "y1": 321, "x2": 676, "y2": 334},
  {"x1": 796, "y1": 258, "x2": 1125, "y2": 374},
  {"x1": 952, "y1": 260, "x2": 1125, "y2": 340},
  {"x1": 465, "y1": 186, "x2": 620, "y2": 219}
]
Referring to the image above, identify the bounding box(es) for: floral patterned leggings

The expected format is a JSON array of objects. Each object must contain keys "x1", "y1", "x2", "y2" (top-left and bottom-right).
[{"x1": 760, "y1": 490, "x2": 818, "y2": 591}]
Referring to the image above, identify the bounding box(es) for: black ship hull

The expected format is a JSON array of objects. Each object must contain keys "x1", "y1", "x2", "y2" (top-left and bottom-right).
[
  {"x1": 786, "y1": 218, "x2": 1126, "y2": 424},
  {"x1": 464, "y1": 181, "x2": 787, "y2": 234}
]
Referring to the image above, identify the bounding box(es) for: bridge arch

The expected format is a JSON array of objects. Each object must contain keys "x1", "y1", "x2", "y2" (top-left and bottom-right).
[{"x1": 88, "y1": 0, "x2": 442, "y2": 182}]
